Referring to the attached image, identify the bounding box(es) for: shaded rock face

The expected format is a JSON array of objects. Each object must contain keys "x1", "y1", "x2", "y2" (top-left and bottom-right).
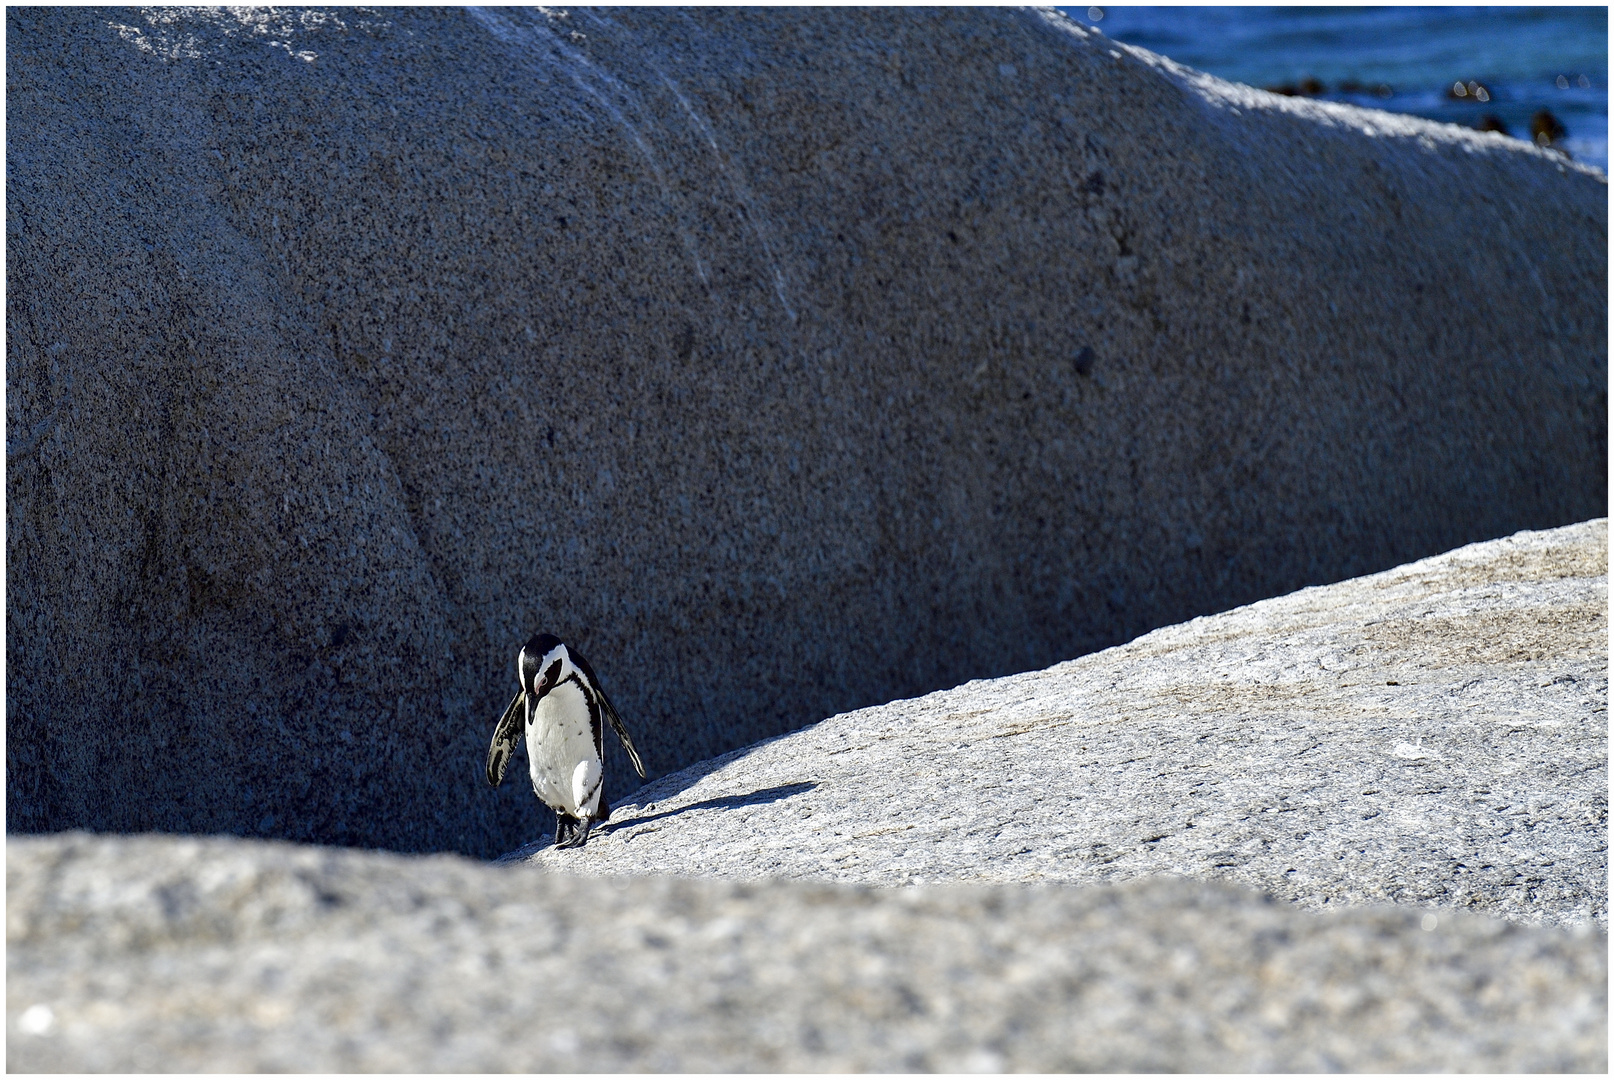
[
  {"x1": 6, "y1": 833, "x2": 1607, "y2": 1072},
  {"x1": 6, "y1": 9, "x2": 1606, "y2": 855}
]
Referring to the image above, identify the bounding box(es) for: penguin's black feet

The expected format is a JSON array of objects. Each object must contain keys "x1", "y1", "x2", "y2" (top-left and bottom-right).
[
  {"x1": 554, "y1": 815, "x2": 577, "y2": 848},
  {"x1": 553, "y1": 814, "x2": 593, "y2": 849}
]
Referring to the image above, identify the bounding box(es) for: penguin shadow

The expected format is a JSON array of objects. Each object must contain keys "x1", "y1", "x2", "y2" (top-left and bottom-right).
[
  {"x1": 601, "y1": 780, "x2": 819, "y2": 834},
  {"x1": 492, "y1": 782, "x2": 819, "y2": 862}
]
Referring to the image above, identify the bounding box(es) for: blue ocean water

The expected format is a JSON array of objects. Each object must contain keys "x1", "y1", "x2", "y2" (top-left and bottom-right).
[{"x1": 1058, "y1": 6, "x2": 1608, "y2": 172}]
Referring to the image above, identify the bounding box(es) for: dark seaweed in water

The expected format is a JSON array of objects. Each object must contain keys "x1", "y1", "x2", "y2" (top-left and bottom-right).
[
  {"x1": 1065, "y1": 6, "x2": 1606, "y2": 171},
  {"x1": 1532, "y1": 109, "x2": 1568, "y2": 143}
]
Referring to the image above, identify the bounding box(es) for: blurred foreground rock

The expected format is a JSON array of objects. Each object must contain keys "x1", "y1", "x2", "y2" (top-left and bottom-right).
[
  {"x1": 7, "y1": 832, "x2": 1605, "y2": 1072},
  {"x1": 8, "y1": 7, "x2": 1606, "y2": 856},
  {"x1": 515, "y1": 520, "x2": 1609, "y2": 929}
]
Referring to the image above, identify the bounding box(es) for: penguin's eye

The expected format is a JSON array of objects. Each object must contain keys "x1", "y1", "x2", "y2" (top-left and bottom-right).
[{"x1": 533, "y1": 657, "x2": 564, "y2": 696}]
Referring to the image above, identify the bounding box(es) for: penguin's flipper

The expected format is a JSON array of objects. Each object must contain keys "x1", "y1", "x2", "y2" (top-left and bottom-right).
[
  {"x1": 569, "y1": 648, "x2": 647, "y2": 779},
  {"x1": 485, "y1": 691, "x2": 526, "y2": 787},
  {"x1": 601, "y1": 692, "x2": 646, "y2": 779}
]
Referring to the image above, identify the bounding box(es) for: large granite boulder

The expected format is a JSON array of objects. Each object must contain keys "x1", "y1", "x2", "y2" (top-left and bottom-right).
[
  {"x1": 512, "y1": 519, "x2": 1609, "y2": 928},
  {"x1": 7, "y1": 8, "x2": 1605, "y2": 856}
]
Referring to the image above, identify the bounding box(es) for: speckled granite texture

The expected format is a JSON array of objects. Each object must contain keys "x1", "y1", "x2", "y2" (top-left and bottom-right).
[
  {"x1": 513, "y1": 519, "x2": 1610, "y2": 930},
  {"x1": 7, "y1": 8, "x2": 1606, "y2": 856},
  {"x1": 7, "y1": 524, "x2": 1606, "y2": 1071},
  {"x1": 7, "y1": 833, "x2": 1606, "y2": 1071}
]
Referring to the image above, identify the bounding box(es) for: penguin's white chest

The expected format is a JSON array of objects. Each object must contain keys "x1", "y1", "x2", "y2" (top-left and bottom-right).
[{"x1": 527, "y1": 680, "x2": 603, "y2": 818}]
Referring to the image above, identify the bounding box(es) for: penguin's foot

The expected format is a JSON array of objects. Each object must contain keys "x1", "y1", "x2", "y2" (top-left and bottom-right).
[{"x1": 553, "y1": 814, "x2": 593, "y2": 849}]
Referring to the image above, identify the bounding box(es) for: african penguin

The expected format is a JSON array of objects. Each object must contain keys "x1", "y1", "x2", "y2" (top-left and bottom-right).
[{"x1": 485, "y1": 633, "x2": 647, "y2": 849}]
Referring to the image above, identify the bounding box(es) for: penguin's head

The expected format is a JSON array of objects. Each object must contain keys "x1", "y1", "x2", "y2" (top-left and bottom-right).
[{"x1": 519, "y1": 632, "x2": 571, "y2": 702}]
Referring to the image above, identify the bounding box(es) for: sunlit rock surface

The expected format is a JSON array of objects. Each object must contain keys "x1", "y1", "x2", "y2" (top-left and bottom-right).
[
  {"x1": 8, "y1": 8, "x2": 1605, "y2": 857},
  {"x1": 512, "y1": 520, "x2": 1609, "y2": 930}
]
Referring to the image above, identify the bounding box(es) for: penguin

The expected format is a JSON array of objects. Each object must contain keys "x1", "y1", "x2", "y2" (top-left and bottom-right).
[{"x1": 485, "y1": 633, "x2": 647, "y2": 849}]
